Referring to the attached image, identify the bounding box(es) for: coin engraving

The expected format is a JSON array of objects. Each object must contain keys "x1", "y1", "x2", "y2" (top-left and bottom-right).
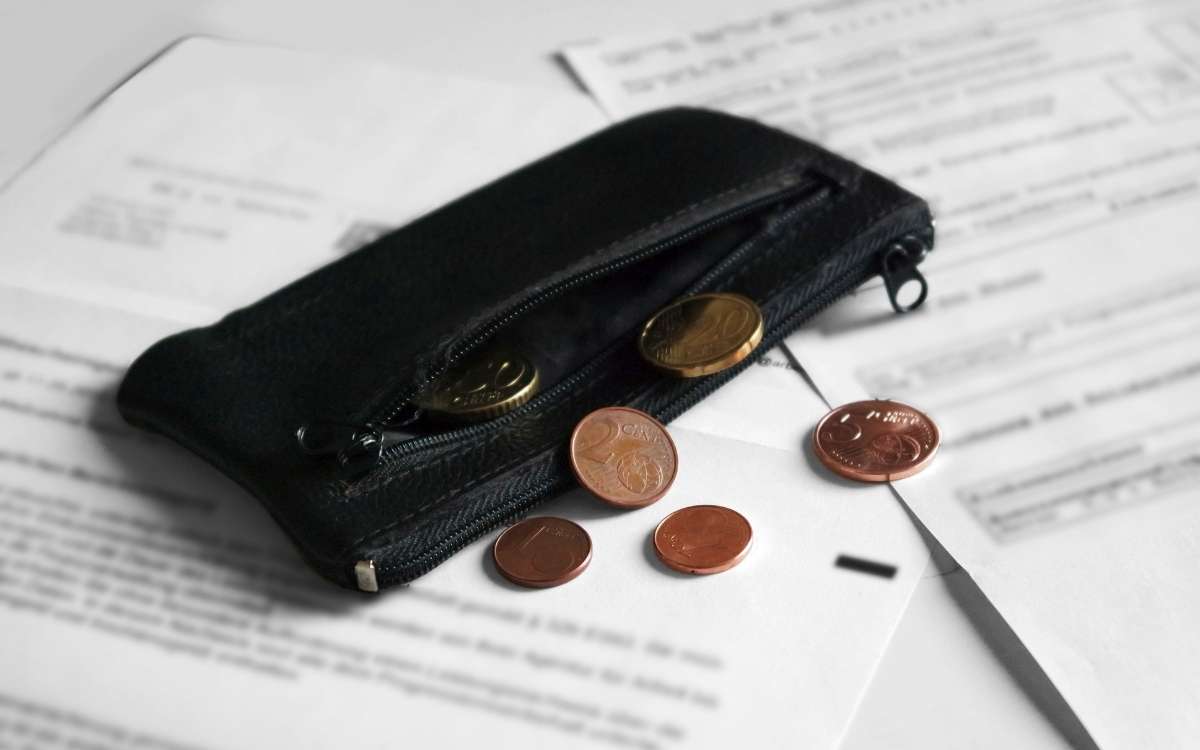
[
  {"x1": 639, "y1": 293, "x2": 764, "y2": 377},
  {"x1": 569, "y1": 407, "x2": 678, "y2": 508},
  {"x1": 493, "y1": 517, "x2": 591, "y2": 588},
  {"x1": 812, "y1": 400, "x2": 940, "y2": 482},
  {"x1": 418, "y1": 348, "x2": 539, "y2": 422},
  {"x1": 653, "y1": 505, "x2": 752, "y2": 575},
  {"x1": 616, "y1": 451, "x2": 664, "y2": 494}
]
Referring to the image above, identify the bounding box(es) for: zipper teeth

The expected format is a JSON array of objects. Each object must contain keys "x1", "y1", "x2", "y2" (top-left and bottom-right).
[
  {"x1": 378, "y1": 476, "x2": 566, "y2": 582},
  {"x1": 367, "y1": 178, "x2": 822, "y2": 430},
  {"x1": 371, "y1": 229, "x2": 914, "y2": 586}
]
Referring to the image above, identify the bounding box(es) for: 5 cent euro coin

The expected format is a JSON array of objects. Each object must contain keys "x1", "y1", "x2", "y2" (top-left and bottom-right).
[{"x1": 812, "y1": 399, "x2": 940, "y2": 482}]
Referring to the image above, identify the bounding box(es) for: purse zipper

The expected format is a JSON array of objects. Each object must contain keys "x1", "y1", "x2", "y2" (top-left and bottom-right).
[
  {"x1": 367, "y1": 224, "x2": 933, "y2": 586},
  {"x1": 374, "y1": 474, "x2": 571, "y2": 586},
  {"x1": 299, "y1": 177, "x2": 831, "y2": 475}
]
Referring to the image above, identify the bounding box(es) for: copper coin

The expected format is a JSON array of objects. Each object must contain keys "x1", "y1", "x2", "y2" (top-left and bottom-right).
[
  {"x1": 653, "y1": 505, "x2": 752, "y2": 575},
  {"x1": 492, "y1": 517, "x2": 591, "y2": 588},
  {"x1": 569, "y1": 406, "x2": 678, "y2": 508},
  {"x1": 812, "y1": 399, "x2": 940, "y2": 482},
  {"x1": 638, "y1": 293, "x2": 764, "y2": 377}
]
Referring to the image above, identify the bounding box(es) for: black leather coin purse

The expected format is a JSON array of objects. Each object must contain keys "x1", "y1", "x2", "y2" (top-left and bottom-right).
[{"x1": 118, "y1": 109, "x2": 934, "y2": 592}]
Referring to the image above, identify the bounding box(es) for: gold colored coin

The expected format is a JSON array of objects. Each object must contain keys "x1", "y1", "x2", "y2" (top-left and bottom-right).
[
  {"x1": 417, "y1": 348, "x2": 539, "y2": 423},
  {"x1": 638, "y1": 293, "x2": 764, "y2": 377}
]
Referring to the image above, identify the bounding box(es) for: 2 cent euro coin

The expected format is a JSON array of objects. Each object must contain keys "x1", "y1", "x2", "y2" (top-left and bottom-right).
[{"x1": 569, "y1": 406, "x2": 678, "y2": 509}]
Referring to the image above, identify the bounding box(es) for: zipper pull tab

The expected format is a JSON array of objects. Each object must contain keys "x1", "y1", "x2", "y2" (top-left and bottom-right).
[
  {"x1": 880, "y1": 234, "x2": 930, "y2": 313},
  {"x1": 296, "y1": 420, "x2": 410, "y2": 477},
  {"x1": 296, "y1": 420, "x2": 367, "y2": 457}
]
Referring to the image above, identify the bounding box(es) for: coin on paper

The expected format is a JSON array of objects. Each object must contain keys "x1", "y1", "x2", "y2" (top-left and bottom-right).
[
  {"x1": 417, "y1": 347, "x2": 539, "y2": 423},
  {"x1": 812, "y1": 399, "x2": 940, "y2": 482},
  {"x1": 653, "y1": 505, "x2": 752, "y2": 575},
  {"x1": 638, "y1": 293, "x2": 764, "y2": 377},
  {"x1": 492, "y1": 517, "x2": 591, "y2": 588},
  {"x1": 569, "y1": 406, "x2": 678, "y2": 509}
]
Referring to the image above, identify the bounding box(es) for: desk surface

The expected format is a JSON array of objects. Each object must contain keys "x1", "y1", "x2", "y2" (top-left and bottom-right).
[{"x1": 0, "y1": 2, "x2": 1069, "y2": 747}]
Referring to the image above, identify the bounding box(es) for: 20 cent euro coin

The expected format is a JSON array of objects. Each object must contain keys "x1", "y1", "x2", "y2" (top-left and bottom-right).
[
  {"x1": 417, "y1": 347, "x2": 539, "y2": 423},
  {"x1": 638, "y1": 293, "x2": 764, "y2": 377}
]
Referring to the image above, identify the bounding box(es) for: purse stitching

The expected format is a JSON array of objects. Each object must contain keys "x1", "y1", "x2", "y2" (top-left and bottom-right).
[
  {"x1": 349, "y1": 444, "x2": 539, "y2": 552},
  {"x1": 721, "y1": 191, "x2": 844, "y2": 290},
  {"x1": 568, "y1": 165, "x2": 803, "y2": 267},
  {"x1": 760, "y1": 198, "x2": 916, "y2": 302}
]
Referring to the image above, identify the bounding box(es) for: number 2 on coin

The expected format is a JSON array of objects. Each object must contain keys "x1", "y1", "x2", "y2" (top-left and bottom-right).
[
  {"x1": 441, "y1": 357, "x2": 526, "y2": 399},
  {"x1": 676, "y1": 308, "x2": 749, "y2": 354},
  {"x1": 576, "y1": 415, "x2": 620, "y2": 464}
]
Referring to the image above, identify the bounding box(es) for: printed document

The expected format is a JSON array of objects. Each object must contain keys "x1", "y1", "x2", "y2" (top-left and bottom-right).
[
  {"x1": 565, "y1": 1, "x2": 1200, "y2": 746},
  {"x1": 0, "y1": 37, "x2": 603, "y2": 323}
]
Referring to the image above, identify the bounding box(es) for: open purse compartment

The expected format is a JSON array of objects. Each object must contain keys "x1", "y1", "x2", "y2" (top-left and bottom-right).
[{"x1": 117, "y1": 108, "x2": 934, "y2": 590}]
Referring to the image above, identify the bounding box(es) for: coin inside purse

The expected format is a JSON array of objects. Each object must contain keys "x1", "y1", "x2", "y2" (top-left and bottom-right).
[
  {"x1": 482, "y1": 220, "x2": 760, "y2": 399},
  {"x1": 408, "y1": 196, "x2": 802, "y2": 432}
]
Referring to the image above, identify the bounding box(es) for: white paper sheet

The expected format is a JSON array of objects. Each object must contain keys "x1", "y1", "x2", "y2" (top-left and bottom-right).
[
  {"x1": 564, "y1": 1, "x2": 1200, "y2": 746},
  {"x1": 0, "y1": 285, "x2": 927, "y2": 749},
  {"x1": 0, "y1": 36, "x2": 603, "y2": 323},
  {"x1": 843, "y1": 570, "x2": 1071, "y2": 750},
  {"x1": 672, "y1": 348, "x2": 821, "y2": 452}
]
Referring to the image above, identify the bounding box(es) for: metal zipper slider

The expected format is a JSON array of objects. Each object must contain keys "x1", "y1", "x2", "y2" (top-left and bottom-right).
[
  {"x1": 296, "y1": 420, "x2": 413, "y2": 477},
  {"x1": 880, "y1": 234, "x2": 930, "y2": 313}
]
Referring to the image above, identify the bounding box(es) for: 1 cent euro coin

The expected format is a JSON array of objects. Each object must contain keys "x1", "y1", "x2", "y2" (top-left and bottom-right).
[
  {"x1": 812, "y1": 399, "x2": 940, "y2": 482},
  {"x1": 638, "y1": 293, "x2": 764, "y2": 377},
  {"x1": 417, "y1": 347, "x2": 539, "y2": 423},
  {"x1": 569, "y1": 406, "x2": 678, "y2": 509},
  {"x1": 653, "y1": 505, "x2": 752, "y2": 575},
  {"x1": 492, "y1": 517, "x2": 591, "y2": 588}
]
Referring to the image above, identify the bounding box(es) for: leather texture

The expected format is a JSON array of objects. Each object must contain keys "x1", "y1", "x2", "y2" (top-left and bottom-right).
[{"x1": 117, "y1": 108, "x2": 933, "y2": 590}]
